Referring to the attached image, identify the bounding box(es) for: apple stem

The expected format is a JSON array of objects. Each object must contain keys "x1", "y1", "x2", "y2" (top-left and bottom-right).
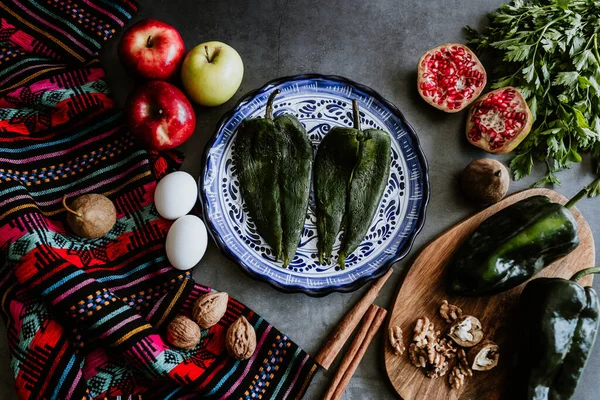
[
  {"x1": 352, "y1": 99, "x2": 361, "y2": 130},
  {"x1": 146, "y1": 35, "x2": 153, "y2": 48},
  {"x1": 204, "y1": 45, "x2": 214, "y2": 63},
  {"x1": 62, "y1": 195, "x2": 82, "y2": 218},
  {"x1": 265, "y1": 89, "x2": 281, "y2": 120}
]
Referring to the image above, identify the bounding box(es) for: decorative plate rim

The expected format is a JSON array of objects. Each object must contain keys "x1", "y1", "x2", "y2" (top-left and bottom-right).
[{"x1": 198, "y1": 73, "x2": 430, "y2": 297}]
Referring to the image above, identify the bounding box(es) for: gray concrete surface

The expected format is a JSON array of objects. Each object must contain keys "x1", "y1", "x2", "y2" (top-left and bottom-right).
[{"x1": 2, "y1": 0, "x2": 600, "y2": 399}]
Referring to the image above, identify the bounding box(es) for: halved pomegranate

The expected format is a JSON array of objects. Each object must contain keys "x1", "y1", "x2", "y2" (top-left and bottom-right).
[
  {"x1": 466, "y1": 87, "x2": 533, "y2": 154},
  {"x1": 418, "y1": 43, "x2": 487, "y2": 113}
]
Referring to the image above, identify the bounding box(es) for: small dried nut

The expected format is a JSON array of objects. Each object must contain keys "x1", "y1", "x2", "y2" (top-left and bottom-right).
[
  {"x1": 426, "y1": 342, "x2": 444, "y2": 366},
  {"x1": 426, "y1": 359, "x2": 449, "y2": 379},
  {"x1": 448, "y1": 315, "x2": 484, "y2": 348},
  {"x1": 408, "y1": 343, "x2": 427, "y2": 368},
  {"x1": 448, "y1": 364, "x2": 467, "y2": 390},
  {"x1": 468, "y1": 340, "x2": 500, "y2": 371},
  {"x1": 462, "y1": 158, "x2": 509, "y2": 205},
  {"x1": 457, "y1": 349, "x2": 473, "y2": 377},
  {"x1": 226, "y1": 316, "x2": 256, "y2": 360},
  {"x1": 388, "y1": 326, "x2": 405, "y2": 356},
  {"x1": 447, "y1": 350, "x2": 472, "y2": 389},
  {"x1": 425, "y1": 343, "x2": 449, "y2": 379},
  {"x1": 435, "y1": 338, "x2": 458, "y2": 359},
  {"x1": 166, "y1": 315, "x2": 200, "y2": 350},
  {"x1": 413, "y1": 317, "x2": 438, "y2": 348},
  {"x1": 192, "y1": 292, "x2": 229, "y2": 329},
  {"x1": 440, "y1": 300, "x2": 463, "y2": 323}
]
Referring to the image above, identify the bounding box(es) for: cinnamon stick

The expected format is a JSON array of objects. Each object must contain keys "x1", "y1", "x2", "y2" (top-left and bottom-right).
[
  {"x1": 314, "y1": 268, "x2": 393, "y2": 370},
  {"x1": 322, "y1": 304, "x2": 379, "y2": 400},
  {"x1": 329, "y1": 307, "x2": 388, "y2": 400}
]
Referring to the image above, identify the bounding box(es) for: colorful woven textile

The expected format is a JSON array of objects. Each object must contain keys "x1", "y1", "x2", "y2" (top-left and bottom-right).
[{"x1": 0, "y1": 1, "x2": 317, "y2": 398}]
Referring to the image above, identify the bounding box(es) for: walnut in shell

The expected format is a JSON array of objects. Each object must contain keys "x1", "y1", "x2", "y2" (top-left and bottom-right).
[
  {"x1": 448, "y1": 315, "x2": 483, "y2": 347},
  {"x1": 166, "y1": 315, "x2": 200, "y2": 350},
  {"x1": 226, "y1": 316, "x2": 256, "y2": 360},
  {"x1": 461, "y1": 158, "x2": 509, "y2": 204},
  {"x1": 468, "y1": 340, "x2": 500, "y2": 371},
  {"x1": 440, "y1": 300, "x2": 463, "y2": 324},
  {"x1": 192, "y1": 292, "x2": 228, "y2": 329},
  {"x1": 389, "y1": 326, "x2": 405, "y2": 356}
]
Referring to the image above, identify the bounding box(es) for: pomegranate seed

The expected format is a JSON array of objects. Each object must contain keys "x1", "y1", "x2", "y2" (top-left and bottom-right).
[
  {"x1": 418, "y1": 44, "x2": 487, "y2": 112},
  {"x1": 466, "y1": 87, "x2": 532, "y2": 152}
]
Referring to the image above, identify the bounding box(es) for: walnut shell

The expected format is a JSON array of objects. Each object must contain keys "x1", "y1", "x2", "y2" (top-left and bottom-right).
[
  {"x1": 166, "y1": 315, "x2": 200, "y2": 350},
  {"x1": 468, "y1": 340, "x2": 499, "y2": 371},
  {"x1": 448, "y1": 315, "x2": 484, "y2": 348},
  {"x1": 462, "y1": 158, "x2": 509, "y2": 205},
  {"x1": 226, "y1": 316, "x2": 256, "y2": 360},
  {"x1": 192, "y1": 292, "x2": 228, "y2": 329},
  {"x1": 65, "y1": 194, "x2": 117, "y2": 239}
]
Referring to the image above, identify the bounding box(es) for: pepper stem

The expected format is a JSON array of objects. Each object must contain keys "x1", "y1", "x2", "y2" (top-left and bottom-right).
[
  {"x1": 571, "y1": 267, "x2": 600, "y2": 283},
  {"x1": 62, "y1": 195, "x2": 82, "y2": 218},
  {"x1": 265, "y1": 89, "x2": 281, "y2": 120},
  {"x1": 352, "y1": 99, "x2": 361, "y2": 130},
  {"x1": 565, "y1": 175, "x2": 600, "y2": 209}
]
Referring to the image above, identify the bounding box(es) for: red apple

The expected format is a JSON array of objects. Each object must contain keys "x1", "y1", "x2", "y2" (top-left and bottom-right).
[
  {"x1": 125, "y1": 81, "x2": 196, "y2": 150},
  {"x1": 118, "y1": 19, "x2": 185, "y2": 81}
]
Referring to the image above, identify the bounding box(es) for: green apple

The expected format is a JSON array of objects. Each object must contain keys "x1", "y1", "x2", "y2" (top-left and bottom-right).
[{"x1": 181, "y1": 41, "x2": 244, "y2": 107}]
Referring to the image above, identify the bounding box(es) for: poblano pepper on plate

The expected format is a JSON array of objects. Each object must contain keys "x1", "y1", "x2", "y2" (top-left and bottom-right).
[
  {"x1": 234, "y1": 89, "x2": 313, "y2": 267},
  {"x1": 447, "y1": 179, "x2": 600, "y2": 297},
  {"x1": 515, "y1": 267, "x2": 600, "y2": 400},
  {"x1": 314, "y1": 100, "x2": 391, "y2": 269}
]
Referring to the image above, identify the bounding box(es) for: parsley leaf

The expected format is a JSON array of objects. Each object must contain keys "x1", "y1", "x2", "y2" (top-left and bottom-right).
[{"x1": 468, "y1": 0, "x2": 600, "y2": 184}]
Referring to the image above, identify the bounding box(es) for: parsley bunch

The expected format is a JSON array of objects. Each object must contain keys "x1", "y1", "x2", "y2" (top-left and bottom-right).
[{"x1": 467, "y1": 0, "x2": 600, "y2": 193}]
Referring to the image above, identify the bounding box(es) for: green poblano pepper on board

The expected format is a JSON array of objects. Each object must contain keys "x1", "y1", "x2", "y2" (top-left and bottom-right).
[
  {"x1": 515, "y1": 267, "x2": 600, "y2": 400},
  {"x1": 233, "y1": 89, "x2": 313, "y2": 267},
  {"x1": 447, "y1": 179, "x2": 600, "y2": 297},
  {"x1": 314, "y1": 100, "x2": 391, "y2": 269}
]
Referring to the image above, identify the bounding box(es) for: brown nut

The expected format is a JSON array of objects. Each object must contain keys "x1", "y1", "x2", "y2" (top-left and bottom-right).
[
  {"x1": 413, "y1": 317, "x2": 438, "y2": 348},
  {"x1": 468, "y1": 340, "x2": 500, "y2": 371},
  {"x1": 166, "y1": 315, "x2": 201, "y2": 350},
  {"x1": 435, "y1": 338, "x2": 458, "y2": 359},
  {"x1": 461, "y1": 158, "x2": 509, "y2": 205},
  {"x1": 226, "y1": 316, "x2": 256, "y2": 360},
  {"x1": 448, "y1": 349, "x2": 473, "y2": 389},
  {"x1": 63, "y1": 194, "x2": 117, "y2": 239},
  {"x1": 456, "y1": 348, "x2": 473, "y2": 377},
  {"x1": 426, "y1": 357, "x2": 449, "y2": 379},
  {"x1": 448, "y1": 364, "x2": 467, "y2": 390},
  {"x1": 192, "y1": 292, "x2": 228, "y2": 329},
  {"x1": 388, "y1": 326, "x2": 405, "y2": 356},
  {"x1": 448, "y1": 315, "x2": 484, "y2": 348},
  {"x1": 440, "y1": 300, "x2": 463, "y2": 324},
  {"x1": 408, "y1": 343, "x2": 427, "y2": 368}
]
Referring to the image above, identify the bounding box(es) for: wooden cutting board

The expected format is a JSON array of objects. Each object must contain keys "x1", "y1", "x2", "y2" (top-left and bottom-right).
[{"x1": 384, "y1": 188, "x2": 595, "y2": 400}]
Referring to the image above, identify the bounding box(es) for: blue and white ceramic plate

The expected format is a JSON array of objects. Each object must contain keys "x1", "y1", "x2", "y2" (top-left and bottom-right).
[{"x1": 200, "y1": 74, "x2": 429, "y2": 296}]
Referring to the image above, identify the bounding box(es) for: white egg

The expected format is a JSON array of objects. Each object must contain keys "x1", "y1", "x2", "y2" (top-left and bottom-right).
[
  {"x1": 166, "y1": 215, "x2": 208, "y2": 270},
  {"x1": 154, "y1": 171, "x2": 198, "y2": 220}
]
